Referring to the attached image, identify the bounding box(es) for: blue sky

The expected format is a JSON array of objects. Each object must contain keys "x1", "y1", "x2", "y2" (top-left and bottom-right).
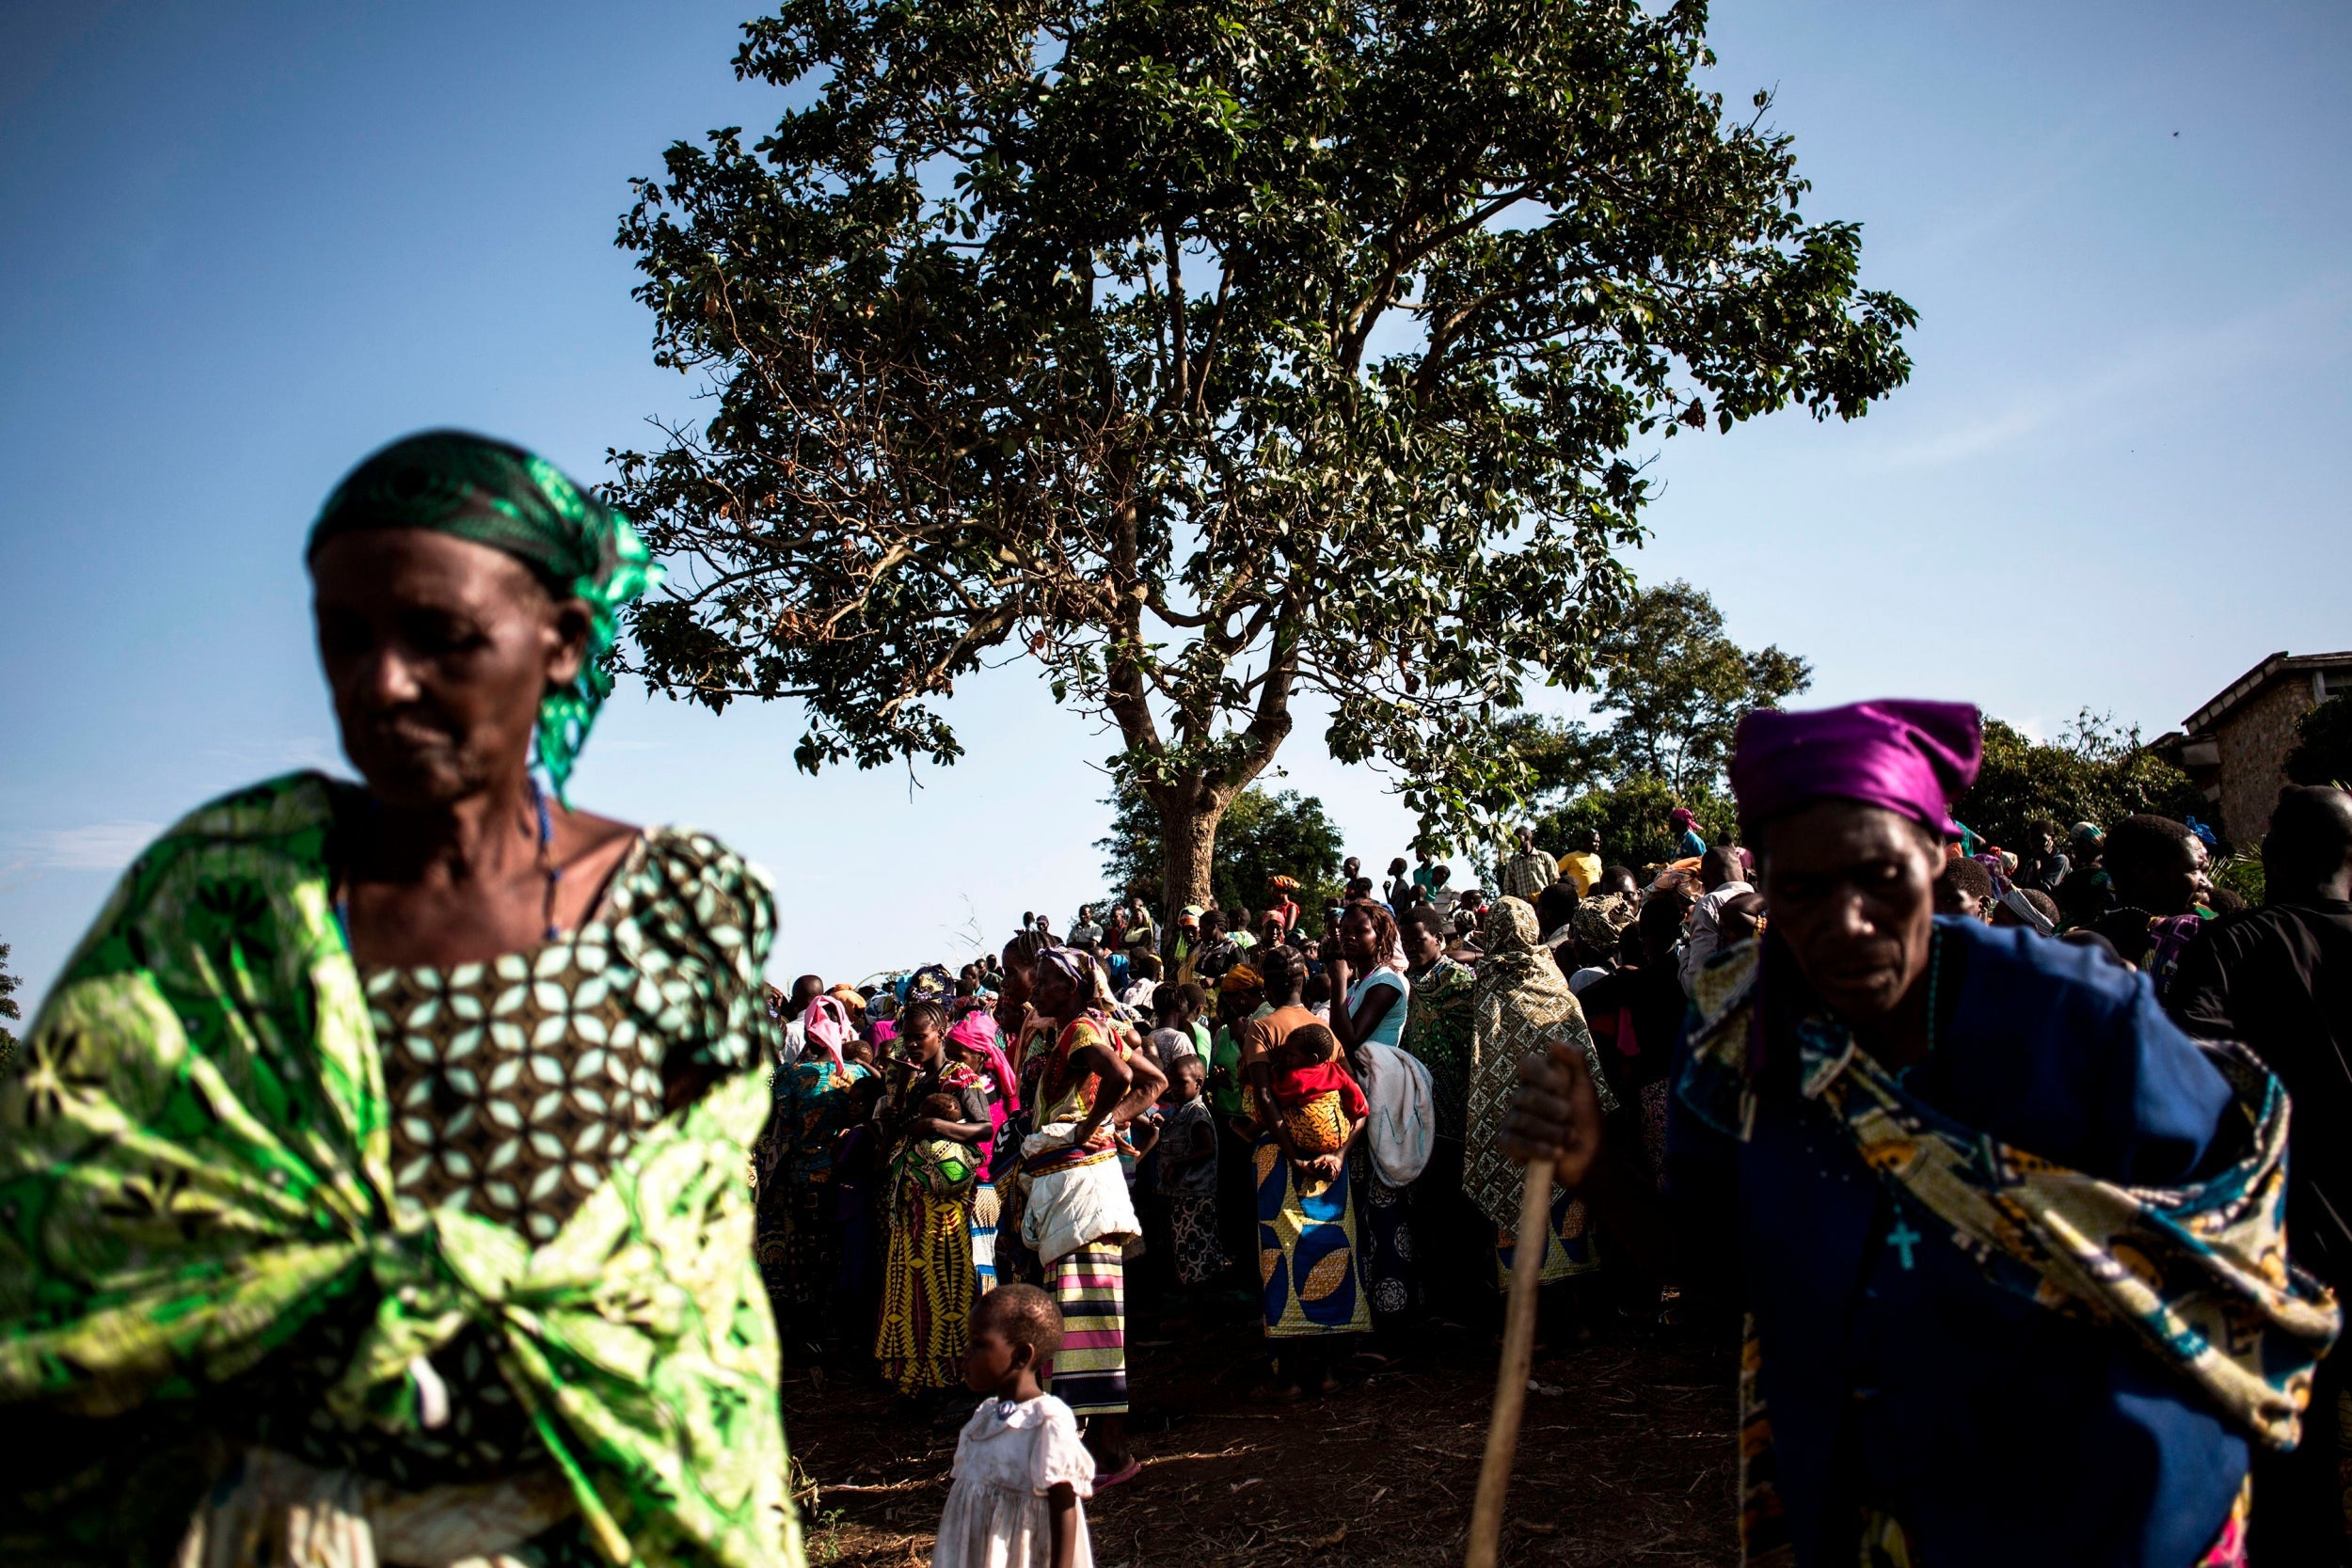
[{"x1": 4, "y1": 0, "x2": 2347, "y2": 1013}]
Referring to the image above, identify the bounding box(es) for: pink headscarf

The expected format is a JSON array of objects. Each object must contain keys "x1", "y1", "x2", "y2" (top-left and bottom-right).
[
  {"x1": 947, "y1": 1008, "x2": 1020, "y2": 1123},
  {"x1": 802, "y1": 994, "x2": 854, "y2": 1066},
  {"x1": 1730, "y1": 699, "x2": 1982, "y2": 835}
]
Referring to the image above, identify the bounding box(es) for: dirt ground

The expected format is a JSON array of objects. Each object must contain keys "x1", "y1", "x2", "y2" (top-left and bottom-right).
[{"x1": 781, "y1": 1292, "x2": 1740, "y2": 1568}]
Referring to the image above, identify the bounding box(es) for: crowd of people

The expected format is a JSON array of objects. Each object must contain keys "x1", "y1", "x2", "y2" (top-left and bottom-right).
[{"x1": 4, "y1": 429, "x2": 2349, "y2": 1568}]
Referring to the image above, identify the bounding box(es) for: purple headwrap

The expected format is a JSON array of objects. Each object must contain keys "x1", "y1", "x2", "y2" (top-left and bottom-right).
[
  {"x1": 947, "y1": 1008, "x2": 1020, "y2": 1123},
  {"x1": 1730, "y1": 699, "x2": 1983, "y2": 835}
]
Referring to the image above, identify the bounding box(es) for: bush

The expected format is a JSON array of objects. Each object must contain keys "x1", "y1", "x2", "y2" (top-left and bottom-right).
[
  {"x1": 1957, "y1": 713, "x2": 2209, "y2": 853},
  {"x1": 1534, "y1": 777, "x2": 1737, "y2": 871}
]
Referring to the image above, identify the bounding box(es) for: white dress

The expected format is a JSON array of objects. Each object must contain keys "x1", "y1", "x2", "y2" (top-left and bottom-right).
[{"x1": 931, "y1": 1394, "x2": 1096, "y2": 1568}]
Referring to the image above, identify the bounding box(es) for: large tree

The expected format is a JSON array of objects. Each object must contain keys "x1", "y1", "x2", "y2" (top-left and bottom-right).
[
  {"x1": 1501, "y1": 578, "x2": 1810, "y2": 802},
  {"x1": 612, "y1": 0, "x2": 1914, "y2": 915}
]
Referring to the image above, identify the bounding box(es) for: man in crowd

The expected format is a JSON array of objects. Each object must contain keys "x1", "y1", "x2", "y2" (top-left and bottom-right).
[
  {"x1": 2171, "y1": 784, "x2": 2352, "y2": 1565},
  {"x1": 2022, "y1": 823, "x2": 2070, "y2": 895},
  {"x1": 1500, "y1": 825, "x2": 1560, "y2": 901},
  {"x1": 2058, "y1": 821, "x2": 2112, "y2": 927},
  {"x1": 1071, "y1": 902, "x2": 1105, "y2": 949},
  {"x1": 772, "y1": 972, "x2": 826, "y2": 1067},
  {"x1": 1559, "y1": 830, "x2": 1604, "y2": 897},
  {"x1": 1677, "y1": 845, "x2": 1756, "y2": 993},
  {"x1": 1192, "y1": 907, "x2": 1244, "y2": 983},
  {"x1": 1505, "y1": 699, "x2": 2330, "y2": 1567}
]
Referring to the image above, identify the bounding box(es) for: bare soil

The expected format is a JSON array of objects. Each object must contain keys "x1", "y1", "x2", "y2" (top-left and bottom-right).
[{"x1": 781, "y1": 1298, "x2": 1739, "y2": 1567}]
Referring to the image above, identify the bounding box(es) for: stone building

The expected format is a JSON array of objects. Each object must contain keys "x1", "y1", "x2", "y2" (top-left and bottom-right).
[{"x1": 2154, "y1": 651, "x2": 2352, "y2": 847}]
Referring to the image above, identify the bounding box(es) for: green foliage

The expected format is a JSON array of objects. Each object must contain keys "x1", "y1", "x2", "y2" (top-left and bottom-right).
[
  {"x1": 1579, "y1": 580, "x2": 1812, "y2": 794},
  {"x1": 1957, "y1": 712, "x2": 2209, "y2": 852},
  {"x1": 1533, "y1": 775, "x2": 1737, "y2": 871},
  {"x1": 1495, "y1": 579, "x2": 1802, "y2": 866},
  {"x1": 0, "y1": 941, "x2": 19, "y2": 1069},
  {"x1": 1099, "y1": 784, "x2": 1344, "y2": 917},
  {"x1": 2285, "y1": 696, "x2": 2352, "y2": 789},
  {"x1": 612, "y1": 0, "x2": 1913, "y2": 902},
  {"x1": 1502, "y1": 580, "x2": 1810, "y2": 806},
  {"x1": 2213, "y1": 854, "x2": 2266, "y2": 909}
]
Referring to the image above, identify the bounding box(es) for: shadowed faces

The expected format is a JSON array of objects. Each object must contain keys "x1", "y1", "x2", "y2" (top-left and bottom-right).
[
  {"x1": 1758, "y1": 800, "x2": 1941, "y2": 1022},
  {"x1": 311, "y1": 528, "x2": 588, "y2": 808}
]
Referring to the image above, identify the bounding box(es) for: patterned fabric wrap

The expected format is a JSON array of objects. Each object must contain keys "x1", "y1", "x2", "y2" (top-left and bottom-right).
[
  {"x1": 306, "y1": 432, "x2": 660, "y2": 801},
  {"x1": 0, "y1": 773, "x2": 799, "y2": 1568},
  {"x1": 1281, "y1": 1091, "x2": 1351, "y2": 1159},
  {"x1": 873, "y1": 1192, "x2": 975, "y2": 1395},
  {"x1": 1398, "y1": 957, "x2": 1477, "y2": 1142},
  {"x1": 1464, "y1": 898, "x2": 1613, "y2": 1232},
  {"x1": 1492, "y1": 1180, "x2": 1598, "y2": 1290},
  {"x1": 1168, "y1": 1195, "x2": 1224, "y2": 1287},
  {"x1": 1738, "y1": 1314, "x2": 2254, "y2": 1568},
  {"x1": 1254, "y1": 1134, "x2": 1371, "y2": 1338},
  {"x1": 1046, "y1": 1243, "x2": 1127, "y2": 1417},
  {"x1": 1683, "y1": 941, "x2": 2341, "y2": 1453},
  {"x1": 1355, "y1": 1152, "x2": 1422, "y2": 1322}
]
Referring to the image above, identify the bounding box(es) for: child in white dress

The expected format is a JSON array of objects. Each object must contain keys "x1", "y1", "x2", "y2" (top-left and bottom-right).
[{"x1": 932, "y1": 1283, "x2": 1096, "y2": 1568}]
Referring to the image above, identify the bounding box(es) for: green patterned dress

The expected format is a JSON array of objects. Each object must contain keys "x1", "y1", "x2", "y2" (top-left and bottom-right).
[{"x1": 0, "y1": 773, "x2": 803, "y2": 1568}]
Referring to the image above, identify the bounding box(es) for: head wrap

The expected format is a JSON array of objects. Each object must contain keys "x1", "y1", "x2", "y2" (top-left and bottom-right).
[
  {"x1": 306, "y1": 431, "x2": 660, "y2": 800},
  {"x1": 2072, "y1": 821, "x2": 2106, "y2": 848},
  {"x1": 1033, "y1": 945, "x2": 1100, "y2": 1008},
  {"x1": 1220, "y1": 963, "x2": 1264, "y2": 996},
  {"x1": 1571, "y1": 892, "x2": 1637, "y2": 949},
  {"x1": 946, "y1": 1008, "x2": 1019, "y2": 1117},
  {"x1": 1466, "y1": 897, "x2": 1615, "y2": 1228},
  {"x1": 909, "y1": 964, "x2": 956, "y2": 1004},
  {"x1": 866, "y1": 991, "x2": 899, "y2": 1022},
  {"x1": 1729, "y1": 699, "x2": 1982, "y2": 836},
  {"x1": 801, "y1": 994, "x2": 854, "y2": 1066}
]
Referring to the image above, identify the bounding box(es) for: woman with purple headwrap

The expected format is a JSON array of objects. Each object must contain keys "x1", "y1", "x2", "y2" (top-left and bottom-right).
[{"x1": 1506, "y1": 700, "x2": 2335, "y2": 1568}]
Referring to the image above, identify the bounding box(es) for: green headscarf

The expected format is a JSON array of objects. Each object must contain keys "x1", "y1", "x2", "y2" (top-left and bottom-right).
[{"x1": 307, "y1": 430, "x2": 660, "y2": 800}]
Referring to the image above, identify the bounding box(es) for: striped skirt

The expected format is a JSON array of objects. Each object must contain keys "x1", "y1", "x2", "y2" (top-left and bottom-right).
[{"x1": 1046, "y1": 1241, "x2": 1128, "y2": 1417}]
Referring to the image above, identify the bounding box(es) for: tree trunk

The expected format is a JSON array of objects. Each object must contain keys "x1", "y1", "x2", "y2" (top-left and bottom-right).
[{"x1": 1152, "y1": 777, "x2": 1230, "y2": 964}]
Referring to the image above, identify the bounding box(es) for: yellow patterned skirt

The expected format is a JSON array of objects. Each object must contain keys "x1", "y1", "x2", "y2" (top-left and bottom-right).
[{"x1": 874, "y1": 1192, "x2": 975, "y2": 1394}]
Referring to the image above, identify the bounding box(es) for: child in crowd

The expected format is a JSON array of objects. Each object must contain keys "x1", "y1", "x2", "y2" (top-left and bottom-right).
[
  {"x1": 933, "y1": 1284, "x2": 1095, "y2": 1568},
  {"x1": 1263, "y1": 1022, "x2": 1367, "y2": 1193},
  {"x1": 1153, "y1": 982, "x2": 1214, "y2": 1061},
  {"x1": 1155, "y1": 1057, "x2": 1222, "y2": 1297}
]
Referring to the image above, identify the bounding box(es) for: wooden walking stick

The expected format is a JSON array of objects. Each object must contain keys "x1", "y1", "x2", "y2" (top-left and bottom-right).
[{"x1": 1466, "y1": 1155, "x2": 1555, "y2": 1568}]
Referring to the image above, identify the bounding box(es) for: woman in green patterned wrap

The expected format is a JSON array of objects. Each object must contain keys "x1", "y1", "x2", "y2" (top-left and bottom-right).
[{"x1": 0, "y1": 432, "x2": 801, "y2": 1568}]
